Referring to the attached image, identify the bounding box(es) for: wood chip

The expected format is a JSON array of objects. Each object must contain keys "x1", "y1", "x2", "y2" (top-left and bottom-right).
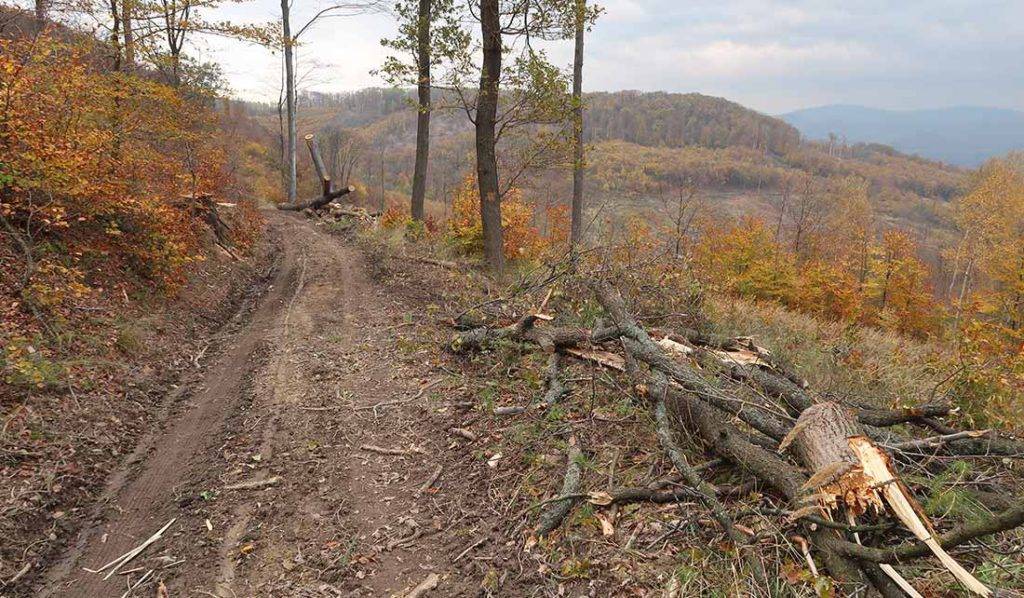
[
  {"x1": 224, "y1": 476, "x2": 283, "y2": 491},
  {"x1": 360, "y1": 444, "x2": 422, "y2": 456},
  {"x1": 404, "y1": 572, "x2": 440, "y2": 598}
]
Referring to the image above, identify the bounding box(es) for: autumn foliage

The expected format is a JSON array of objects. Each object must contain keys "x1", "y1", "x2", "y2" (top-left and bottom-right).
[
  {"x1": 946, "y1": 158, "x2": 1024, "y2": 425},
  {"x1": 1, "y1": 34, "x2": 260, "y2": 387},
  {"x1": 447, "y1": 174, "x2": 547, "y2": 260}
]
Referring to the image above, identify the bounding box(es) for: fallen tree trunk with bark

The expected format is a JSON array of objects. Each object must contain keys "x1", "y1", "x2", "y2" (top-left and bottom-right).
[
  {"x1": 276, "y1": 184, "x2": 355, "y2": 212},
  {"x1": 448, "y1": 278, "x2": 1024, "y2": 596},
  {"x1": 277, "y1": 131, "x2": 356, "y2": 212}
]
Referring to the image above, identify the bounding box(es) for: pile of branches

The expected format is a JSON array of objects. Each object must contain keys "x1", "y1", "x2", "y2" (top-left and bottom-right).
[{"x1": 449, "y1": 279, "x2": 1024, "y2": 597}]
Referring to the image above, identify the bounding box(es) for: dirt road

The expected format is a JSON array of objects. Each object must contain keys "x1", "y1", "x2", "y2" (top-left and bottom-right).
[{"x1": 39, "y1": 212, "x2": 478, "y2": 597}]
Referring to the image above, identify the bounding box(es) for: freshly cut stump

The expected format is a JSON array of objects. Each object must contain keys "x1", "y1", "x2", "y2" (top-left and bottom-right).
[
  {"x1": 781, "y1": 402, "x2": 991, "y2": 595},
  {"x1": 780, "y1": 402, "x2": 882, "y2": 516}
]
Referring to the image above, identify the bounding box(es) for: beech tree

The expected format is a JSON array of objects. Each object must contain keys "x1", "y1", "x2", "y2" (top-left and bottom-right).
[
  {"x1": 380, "y1": 0, "x2": 463, "y2": 221},
  {"x1": 427, "y1": 0, "x2": 578, "y2": 270}
]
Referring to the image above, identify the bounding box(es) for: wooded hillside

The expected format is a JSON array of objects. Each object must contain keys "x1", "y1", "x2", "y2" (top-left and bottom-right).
[{"x1": 242, "y1": 87, "x2": 966, "y2": 246}]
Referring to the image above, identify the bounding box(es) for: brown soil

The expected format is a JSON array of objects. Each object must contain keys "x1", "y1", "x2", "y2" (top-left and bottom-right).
[{"x1": 31, "y1": 212, "x2": 490, "y2": 597}]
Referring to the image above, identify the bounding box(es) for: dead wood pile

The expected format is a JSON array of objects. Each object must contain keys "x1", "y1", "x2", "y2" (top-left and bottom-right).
[{"x1": 449, "y1": 279, "x2": 1024, "y2": 597}]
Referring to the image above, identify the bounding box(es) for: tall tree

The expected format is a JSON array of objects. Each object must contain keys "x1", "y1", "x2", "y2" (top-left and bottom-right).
[
  {"x1": 381, "y1": 0, "x2": 462, "y2": 221},
  {"x1": 475, "y1": 0, "x2": 503, "y2": 269},
  {"x1": 410, "y1": 0, "x2": 431, "y2": 221},
  {"x1": 280, "y1": 0, "x2": 297, "y2": 203},
  {"x1": 420, "y1": 1, "x2": 577, "y2": 270},
  {"x1": 569, "y1": 0, "x2": 585, "y2": 247}
]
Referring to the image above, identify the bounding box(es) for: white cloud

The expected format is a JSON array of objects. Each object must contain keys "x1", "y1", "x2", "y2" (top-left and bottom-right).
[{"x1": 191, "y1": 0, "x2": 1024, "y2": 112}]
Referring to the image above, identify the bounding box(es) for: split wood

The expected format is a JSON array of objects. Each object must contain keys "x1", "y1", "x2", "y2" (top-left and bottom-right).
[
  {"x1": 224, "y1": 475, "x2": 282, "y2": 491},
  {"x1": 85, "y1": 518, "x2": 176, "y2": 580}
]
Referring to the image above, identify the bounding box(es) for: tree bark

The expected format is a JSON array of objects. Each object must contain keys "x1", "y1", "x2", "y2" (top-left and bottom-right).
[
  {"x1": 34, "y1": 0, "x2": 46, "y2": 32},
  {"x1": 783, "y1": 402, "x2": 862, "y2": 477},
  {"x1": 475, "y1": 0, "x2": 504, "y2": 272},
  {"x1": 305, "y1": 134, "x2": 331, "y2": 196},
  {"x1": 276, "y1": 185, "x2": 355, "y2": 212},
  {"x1": 121, "y1": 0, "x2": 135, "y2": 72},
  {"x1": 569, "y1": 0, "x2": 585, "y2": 248},
  {"x1": 410, "y1": 0, "x2": 431, "y2": 221},
  {"x1": 281, "y1": 0, "x2": 298, "y2": 205}
]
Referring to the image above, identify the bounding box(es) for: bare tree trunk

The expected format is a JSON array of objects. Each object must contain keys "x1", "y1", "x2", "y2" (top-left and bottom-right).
[
  {"x1": 277, "y1": 87, "x2": 286, "y2": 188},
  {"x1": 569, "y1": 0, "x2": 585, "y2": 248},
  {"x1": 280, "y1": 0, "x2": 298, "y2": 204},
  {"x1": 108, "y1": 0, "x2": 122, "y2": 71},
  {"x1": 121, "y1": 0, "x2": 135, "y2": 72},
  {"x1": 475, "y1": 0, "x2": 504, "y2": 271},
  {"x1": 34, "y1": 0, "x2": 46, "y2": 32},
  {"x1": 410, "y1": 0, "x2": 431, "y2": 221}
]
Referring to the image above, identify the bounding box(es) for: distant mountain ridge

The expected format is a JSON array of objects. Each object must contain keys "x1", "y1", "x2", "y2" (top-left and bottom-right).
[{"x1": 780, "y1": 105, "x2": 1024, "y2": 167}]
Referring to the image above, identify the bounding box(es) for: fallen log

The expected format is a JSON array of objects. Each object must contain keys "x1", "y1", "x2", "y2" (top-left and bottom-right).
[
  {"x1": 780, "y1": 404, "x2": 988, "y2": 594},
  {"x1": 654, "y1": 393, "x2": 769, "y2": 586},
  {"x1": 589, "y1": 281, "x2": 885, "y2": 591},
  {"x1": 919, "y1": 417, "x2": 1024, "y2": 457},
  {"x1": 448, "y1": 280, "x2": 1024, "y2": 594},
  {"x1": 537, "y1": 441, "x2": 583, "y2": 536},
  {"x1": 648, "y1": 366, "x2": 884, "y2": 593},
  {"x1": 542, "y1": 352, "x2": 569, "y2": 406},
  {"x1": 277, "y1": 185, "x2": 355, "y2": 212},
  {"x1": 727, "y1": 361, "x2": 952, "y2": 429}
]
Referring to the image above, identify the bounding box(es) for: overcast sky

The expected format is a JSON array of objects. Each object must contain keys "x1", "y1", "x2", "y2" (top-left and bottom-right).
[{"x1": 197, "y1": 0, "x2": 1024, "y2": 114}]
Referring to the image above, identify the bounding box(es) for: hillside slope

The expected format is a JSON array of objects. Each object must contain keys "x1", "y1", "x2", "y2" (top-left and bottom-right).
[{"x1": 244, "y1": 89, "x2": 968, "y2": 239}]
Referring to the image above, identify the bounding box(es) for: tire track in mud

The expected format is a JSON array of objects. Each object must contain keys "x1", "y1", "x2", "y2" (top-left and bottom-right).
[
  {"x1": 39, "y1": 214, "x2": 307, "y2": 598},
  {"x1": 213, "y1": 246, "x2": 315, "y2": 595},
  {"x1": 41, "y1": 212, "x2": 480, "y2": 597}
]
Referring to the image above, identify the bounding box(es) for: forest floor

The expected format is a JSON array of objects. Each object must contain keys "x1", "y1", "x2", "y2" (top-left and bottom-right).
[
  {"x1": 18, "y1": 209, "x2": 1024, "y2": 598},
  {"x1": 30, "y1": 211, "x2": 497, "y2": 597}
]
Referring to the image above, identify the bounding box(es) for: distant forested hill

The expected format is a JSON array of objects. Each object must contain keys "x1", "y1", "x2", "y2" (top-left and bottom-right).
[
  {"x1": 781, "y1": 105, "x2": 1024, "y2": 167},
  {"x1": 240, "y1": 89, "x2": 968, "y2": 240},
  {"x1": 584, "y1": 91, "x2": 801, "y2": 155}
]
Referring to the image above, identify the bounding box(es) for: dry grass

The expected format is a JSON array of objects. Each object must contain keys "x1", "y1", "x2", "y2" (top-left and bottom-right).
[{"x1": 345, "y1": 217, "x2": 1024, "y2": 597}]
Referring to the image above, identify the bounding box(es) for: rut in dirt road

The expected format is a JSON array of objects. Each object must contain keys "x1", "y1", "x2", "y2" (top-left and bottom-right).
[
  {"x1": 39, "y1": 213, "x2": 478, "y2": 597},
  {"x1": 37, "y1": 215, "x2": 300, "y2": 597}
]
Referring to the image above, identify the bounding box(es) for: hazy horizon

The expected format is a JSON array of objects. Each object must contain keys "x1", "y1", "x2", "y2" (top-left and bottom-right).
[{"x1": 194, "y1": 0, "x2": 1024, "y2": 114}]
